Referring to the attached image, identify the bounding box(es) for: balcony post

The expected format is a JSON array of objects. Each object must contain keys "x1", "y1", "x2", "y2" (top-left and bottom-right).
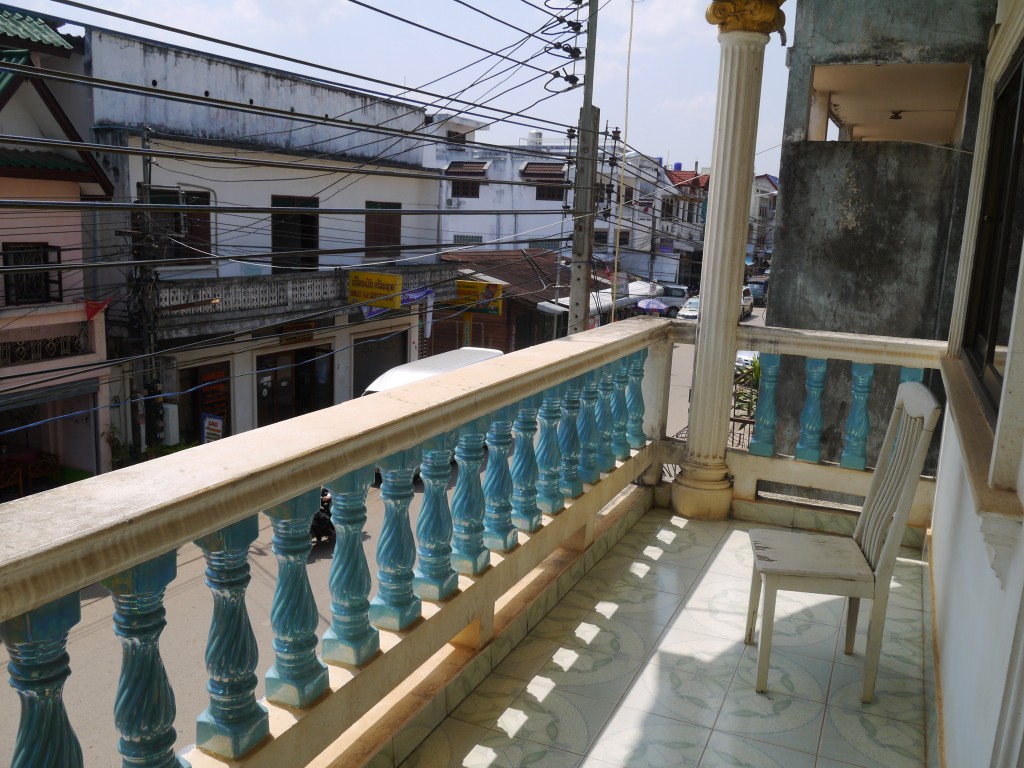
[
  {"x1": 640, "y1": 339, "x2": 673, "y2": 486},
  {"x1": 748, "y1": 352, "x2": 781, "y2": 457},
  {"x1": 611, "y1": 356, "x2": 630, "y2": 461},
  {"x1": 536, "y1": 385, "x2": 565, "y2": 515},
  {"x1": 414, "y1": 447, "x2": 459, "y2": 601},
  {"x1": 102, "y1": 552, "x2": 184, "y2": 768},
  {"x1": 263, "y1": 489, "x2": 329, "y2": 707},
  {"x1": 371, "y1": 448, "x2": 422, "y2": 630},
  {"x1": 483, "y1": 409, "x2": 518, "y2": 551},
  {"x1": 559, "y1": 380, "x2": 584, "y2": 498},
  {"x1": 840, "y1": 362, "x2": 875, "y2": 470},
  {"x1": 596, "y1": 364, "x2": 617, "y2": 472},
  {"x1": 577, "y1": 370, "x2": 601, "y2": 484},
  {"x1": 322, "y1": 465, "x2": 379, "y2": 665},
  {"x1": 194, "y1": 516, "x2": 269, "y2": 759},
  {"x1": 626, "y1": 348, "x2": 648, "y2": 449},
  {"x1": 451, "y1": 418, "x2": 490, "y2": 575},
  {"x1": 795, "y1": 358, "x2": 828, "y2": 463},
  {"x1": 673, "y1": 1, "x2": 784, "y2": 519},
  {"x1": 511, "y1": 395, "x2": 543, "y2": 532},
  {"x1": 0, "y1": 593, "x2": 83, "y2": 768}
]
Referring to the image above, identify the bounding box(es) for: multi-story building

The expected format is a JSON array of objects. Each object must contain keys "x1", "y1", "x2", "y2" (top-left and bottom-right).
[
  {"x1": 665, "y1": 163, "x2": 709, "y2": 287},
  {"x1": 0, "y1": 12, "x2": 113, "y2": 483},
  {"x1": 51, "y1": 28, "x2": 458, "y2": 458},
  {"x1": 749, "y1": 172, "x2": 777, "y2": 268}
]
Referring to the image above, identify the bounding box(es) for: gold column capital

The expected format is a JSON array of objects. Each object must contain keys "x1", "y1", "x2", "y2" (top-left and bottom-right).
[{"x1": 706, "y1": 0, "x2": 785, "y2": 36}]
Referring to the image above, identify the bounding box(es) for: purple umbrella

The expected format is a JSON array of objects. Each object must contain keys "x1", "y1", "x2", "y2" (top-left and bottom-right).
[{"x1": 636, "y1": 298, "x2": 669, "y2": 312}]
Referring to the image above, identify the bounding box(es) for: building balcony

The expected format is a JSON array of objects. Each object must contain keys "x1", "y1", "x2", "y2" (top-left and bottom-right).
[
  {"x1": 155, "y1": 264, "x2": 456, "y2": 341},
  {"x1": 0, "y1": 316, "x2": 944, "y2": 767}
]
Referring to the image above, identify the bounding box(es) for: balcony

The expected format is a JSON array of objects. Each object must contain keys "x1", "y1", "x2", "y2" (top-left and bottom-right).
[{"x1": 0, "y1": 315, "x2": 944, "y2": 767}]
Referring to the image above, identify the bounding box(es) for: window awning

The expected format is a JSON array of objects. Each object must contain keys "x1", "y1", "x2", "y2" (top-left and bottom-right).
[
  {"x1": 446, "y1": 161, "x2": 488, "y2": 177},
  {"x1": 521, "y1": 162, "x2": 567, "y2": 179}
]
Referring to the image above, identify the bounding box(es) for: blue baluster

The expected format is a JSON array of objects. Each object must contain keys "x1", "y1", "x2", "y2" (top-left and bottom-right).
[
  {"x1": 795, "y1": 358, "x2": 828, "y2": 464},
  {"x1": 577, "y1": 371, "x2": 601, "y2": 484},
  {"x1": 748, "y1": 352, "x2": 781, "y2": 457},
  {"x1": 558, "y1": 379, "x2": 584, "y2": 498},
  {"x1": 536, "y1": 385, "x2": 565, "y2": 515},
  {"x1": 611, "y1": 357, "x2": 630, "y2": 461},
  {"x1": 451, "y1": 417, "x2": 490, "y2": 574},
  {"x1": 484, "y1": 409, "x2": 518, "y2": 551},
  {"x1": 511, "y1": 395, "x2": 542, "y2": 532},
  {"x1": 0, "y1": 593, "x2": 83, "y2": 768},
  {"x1": 264, "y1": 489, "x2": 329, "y2": 707},
  {"x1": 900, "y1": 367, "x2": 924, "y2": 384},
  {"x1": 841, "y1": 362, "x2": 875, "y2": 471},
  {"x1": 194, "y1": 516, "x2": 268, "y2": 759},
  {"x1": 595, "y1": 364, "x2": 617, "y2": 472},
  {"x1": 102, "y1": 553, "x2": 184, "y2": 768},
  {"x1": 371, "y1": 448, "x2": 422, "y2": 631},
  {"x1": 414, "y1": 448, "x2": 459, "y2": 601},
  {"x1": 322, "y1": 465, "x2": 379, "y2": 666},
  {"x1": 626, "y1": 348, "x2": 649, "y2": 448}
]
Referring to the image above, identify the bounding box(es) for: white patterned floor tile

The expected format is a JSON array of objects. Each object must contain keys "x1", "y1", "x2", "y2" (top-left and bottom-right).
[
  {"x1": 493, "y1": 682, "x2": 616, "y2": 754},
  {"x1": 697, "y1": 730, "x2": 816, "y2": 768},
  {"x1": 528, "y1": 643, "x2": 644, "y2": 703},
  {"x1": 714, "y1": 683, "x2": 827, "y2": 755},
  {"x1": 651, "y1": 625, "x2": 746, "y2": 681},
  {"x1": 818, "y1": 705, "x2": 924, "y2": 768},
  {"x1": 827, "y1": 663, "x2": 924, "y2": 725},
  {"x1": 586, "y1": 706, "x2": 711, "y2": 767},
  {"x1": 733, "y1": 646, "x2": 834, "y2": 703},
  {"x1": 619, "y1": 664, "x2": 729, "y2": 728}
]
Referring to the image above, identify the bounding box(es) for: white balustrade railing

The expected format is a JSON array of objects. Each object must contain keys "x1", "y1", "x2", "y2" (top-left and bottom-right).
[{"x1": 0, "y1": 317, "x2": 674, "y2": 768}]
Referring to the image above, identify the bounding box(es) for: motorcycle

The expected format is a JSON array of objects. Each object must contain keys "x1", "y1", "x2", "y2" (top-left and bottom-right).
[{"x1": 310, "y1": 488, "x2": 336, "y2": 543}]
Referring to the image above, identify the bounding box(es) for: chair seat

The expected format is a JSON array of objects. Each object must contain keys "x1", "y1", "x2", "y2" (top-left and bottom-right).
[{"x1": 749, "y1": 529, "x2": 874, "y2": 583}]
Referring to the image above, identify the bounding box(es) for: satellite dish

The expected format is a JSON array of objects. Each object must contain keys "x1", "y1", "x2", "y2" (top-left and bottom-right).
[{"x1": 744, "y1": 255, "x2": 755, "y2": 266}]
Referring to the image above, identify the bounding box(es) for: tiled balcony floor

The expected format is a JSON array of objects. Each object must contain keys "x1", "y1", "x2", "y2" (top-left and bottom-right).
[{"x1": 400, "y1": 509, "x2": 927, "y2": 768}]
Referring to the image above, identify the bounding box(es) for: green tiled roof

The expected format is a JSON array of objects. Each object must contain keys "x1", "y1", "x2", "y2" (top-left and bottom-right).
[
  {"x1": 0, "y1": 148, "x2": 89, "y2": 173},
  {"x1": 0, "y1": 49, "x2": 30, "y2": 97},
  {"x1": 0, "y1": 9, "x2": 71, "y2": 50}
]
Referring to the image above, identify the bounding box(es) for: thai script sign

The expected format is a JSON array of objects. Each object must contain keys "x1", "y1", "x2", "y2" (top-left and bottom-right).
[
  {"x1": 349, "y1": 271, "x2": 402, "y2": 310},
  {"x1": 457, "y1": 280, "x2": 503, "y2": 315}
]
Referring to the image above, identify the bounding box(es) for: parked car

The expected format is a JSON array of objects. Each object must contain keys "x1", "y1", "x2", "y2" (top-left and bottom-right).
[
  {"x1": 740, "y1": 286, "x2": 754, "y2": 320},
  {"x1": 658, "y1": 283, "x2": 690, "y2": 317},
  {"x1": 747, "y1": 277, "x2": 769, "y2": 306},
  {"x1": 678, "y1": 297, "x2": 700, "y2": 320}
]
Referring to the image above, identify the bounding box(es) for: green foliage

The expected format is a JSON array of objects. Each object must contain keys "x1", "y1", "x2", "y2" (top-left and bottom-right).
[{"x1": 733, "y1": 356, "x2": 761, "y2": 419}]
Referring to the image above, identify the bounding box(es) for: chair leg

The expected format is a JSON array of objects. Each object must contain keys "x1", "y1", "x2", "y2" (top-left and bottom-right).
[
  {"x1": 861, "y1": 594, "x2": 889, "y2": 703},
  {"x1": 745, "y1": 566, "x2": 762, "y2": 645},
  {"x1": 844, "y1": 597, "x2": 860, "y2": 655},
  {"x1": 755, "y1": 576, "x2": 777, "y2": 694}
]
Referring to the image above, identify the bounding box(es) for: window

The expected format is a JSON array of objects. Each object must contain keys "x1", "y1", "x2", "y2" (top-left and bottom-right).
[
  {"x1": 271, "y1": 196, "x2": 319, "y2": 274},
  {"x1": 446, "y1": 130, "x2": 467, "y2": 144},
  {"x1": 618, "y1": 230, "x2": 631, "y2": 246},
  {"x1": 528, "y1": 239, "x2": 561, "y2": 252},
  {"x1": 661, "y1": 198, "x2": 674, "y2": 219},
  {"x1": 964, "y1": 58, "x2": 1024, "y2": 417},
  {"x1": 453, "y1": 234, "x2": 484, "y2": 245},
  {"x1": 365, "y1": 201, "x2": 402, "y2": 260},
  {"x1": 178, "y1": 362, "x2": 230, "y2": 444},
  {"x1": 624, "y1": 186, "x2": 635, "y2": 204},
  {"x1": 3, "y1": 244, "x2": 61, "y2": 305},
  {"x1": 256, "y1": 346, "x2": 334, "y2": 426},
  {"x1": 535, "y1": 184, "x2": 566, "y2": 202},
  {"x1": 451, "y1": 179, "x2": 480, "y2": 198},
  {"x1": 594, "y1": 230, "x2": 609, "y2": 246},
  {"x1": 144, "y1": 187, "x2": 211, "y2": 261}
]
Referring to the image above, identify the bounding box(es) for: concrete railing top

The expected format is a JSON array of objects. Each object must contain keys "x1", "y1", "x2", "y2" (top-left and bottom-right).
[{"x1": 0, "y1": 317, "x2": 672, "y2": 624}]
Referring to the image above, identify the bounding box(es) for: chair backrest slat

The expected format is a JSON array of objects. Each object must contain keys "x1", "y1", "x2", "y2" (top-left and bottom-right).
[{"x1": 853, "y1": 382, "x2": 941, "y2": 576}]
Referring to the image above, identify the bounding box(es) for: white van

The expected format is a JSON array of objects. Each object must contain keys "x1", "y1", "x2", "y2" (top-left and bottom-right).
[{"x1": 362, "y1": 347, "x2": 504, "y2": 396}]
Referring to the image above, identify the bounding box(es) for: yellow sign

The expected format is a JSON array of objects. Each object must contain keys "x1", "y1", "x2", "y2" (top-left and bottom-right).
[
  {"x1": 457, "y1": 280, "x2": 503, "y2": 315},
  {"x1": 349, "y1": 271, "x2": 402, "y2": 310}
]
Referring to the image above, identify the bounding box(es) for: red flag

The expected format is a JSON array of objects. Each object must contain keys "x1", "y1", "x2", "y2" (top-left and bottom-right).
[{"x1": 85, "y1": 299, "x2": 111, "y2": 321}]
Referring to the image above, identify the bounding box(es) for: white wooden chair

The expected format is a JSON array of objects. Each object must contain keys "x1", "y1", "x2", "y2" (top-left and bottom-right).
[{"x1": 743, "y1": 381, "x2": 942, "y2": 703}]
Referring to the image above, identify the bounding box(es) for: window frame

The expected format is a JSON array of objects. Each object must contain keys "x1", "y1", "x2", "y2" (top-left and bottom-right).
[
  {"x1": 2, "y1": 243, "x2": 61, "y2": 305},
  {"x1": 365, "y1": 201, "x2": 402, "y2": 260}
]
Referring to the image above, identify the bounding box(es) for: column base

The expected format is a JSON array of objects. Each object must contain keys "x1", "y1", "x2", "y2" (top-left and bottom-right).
[
  {"x1": 265, "y1": 661, "x2": 329, "y2": 708},
  {"x1": 451, "y1": 549, "x2": 491, "y2": 576},
  {"x1": 369, "y1": 596, "x2": 422, "y2": 631},
  {"x1": 322, "y1": 626, "x2": 380, "y2": 667},
  {"x1": 671, "y1": 462, "x2": 734, "y2": 520},
  {"x1": 536, "y1": 495, "x2": 565, "y2": 515},
  {"x1": 196, "y1": 703, "x2": 269, "y2": 759},
  {"x1": 484, "y1": 527, "x2": 519, "y2": 552},
  {"x1": 414, "y1": 571, "x2": 459, "y2": 602},
  {"x1": 512, "y1": 508, "x2": 543, "y2": 532}
]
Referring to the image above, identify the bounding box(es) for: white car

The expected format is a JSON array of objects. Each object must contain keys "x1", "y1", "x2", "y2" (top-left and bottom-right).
[
  {"x1": 740, "y1": 286, "x2": 754, "y2": 320},
  {"x1": 678, "y1": 297, "x2": 700, "y2": 320}
]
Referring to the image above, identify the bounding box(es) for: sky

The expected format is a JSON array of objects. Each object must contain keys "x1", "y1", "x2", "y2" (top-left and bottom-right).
[{"x1": 10, "y1": 0, "x2": 797, "y2": 176}]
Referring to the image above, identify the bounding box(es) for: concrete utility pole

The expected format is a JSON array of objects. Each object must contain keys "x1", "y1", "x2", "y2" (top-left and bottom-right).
[{"x1": 568, "y1": 1, "x2": 600, "y2": 335}]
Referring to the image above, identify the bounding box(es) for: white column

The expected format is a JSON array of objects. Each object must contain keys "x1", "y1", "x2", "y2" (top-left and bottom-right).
[
  {"x1": 808, "y1": 89, "x2": 830, "y2": 141},
  {"x1": 673, "y1": 29, "x2": 770, "y2": 520}
]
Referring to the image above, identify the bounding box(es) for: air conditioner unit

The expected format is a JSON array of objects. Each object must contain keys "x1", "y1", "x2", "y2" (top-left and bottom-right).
[{"x1": 445, "y1": 198, "x2": 461, "y2": 208}]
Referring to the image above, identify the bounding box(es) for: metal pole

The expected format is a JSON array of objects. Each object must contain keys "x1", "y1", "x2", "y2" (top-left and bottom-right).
[{"x1": 568, "y1": 1, "x2": 600, "y2": 335}]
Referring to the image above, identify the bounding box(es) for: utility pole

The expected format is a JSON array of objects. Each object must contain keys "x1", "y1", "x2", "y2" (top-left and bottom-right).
[
  {"x1": 568, "y1": 0, "x2": 600, "y2": 335},
  {"x1": 136, "y1": 126, "x2": 160, "y2": 458}
]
